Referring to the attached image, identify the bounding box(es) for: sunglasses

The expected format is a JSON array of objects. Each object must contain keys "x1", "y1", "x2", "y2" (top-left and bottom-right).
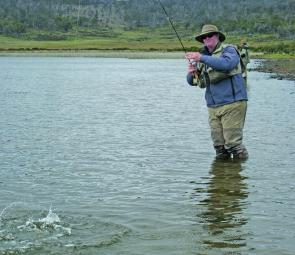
[{"x1": 202, "y1": 33, "x2": 217, "y2": 40}]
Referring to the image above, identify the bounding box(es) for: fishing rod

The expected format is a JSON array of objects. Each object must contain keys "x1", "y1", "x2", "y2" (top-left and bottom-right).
[
  {"x1": 156, "y1": 0, "x2": 202, "y2": 81},
  {"x1": 156, "y1": 1, "x2": 209, "y2": 86},
  {"x1": 156, "y1": 0, "x2": 187, "y2": 54}
]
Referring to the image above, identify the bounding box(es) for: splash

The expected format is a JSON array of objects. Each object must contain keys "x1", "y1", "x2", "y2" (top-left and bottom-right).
[
  {"x1": 38, "y1": 207, "x2": 60, "y2": 225},
  {"x1": 20, "y1": 207, "x2": 71, "y2": 235},
  {"x1": 0, "y1": 206, "x2": 71, "y2": 254},
  {"x1": 0, "y1": 202, "x2": 24, "y2": 222}
]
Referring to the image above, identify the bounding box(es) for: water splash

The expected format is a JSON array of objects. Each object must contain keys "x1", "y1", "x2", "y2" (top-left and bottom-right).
[
  {"x1": 18, "y1": 207, "x2": 72, "y2": 236},
  {"x1": 0, "y1": 206, "x2": 71, "y2": 254},
  {"x1": 38, "y1": 206, "x2": 60, "y2": 225},
  {"x1": 0, "y1": 202, "x2": 24, "y2": 222}
]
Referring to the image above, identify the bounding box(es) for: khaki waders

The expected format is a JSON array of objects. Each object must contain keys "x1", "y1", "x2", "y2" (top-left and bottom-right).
[{"x1": 208, "y1": 101, "x2": 248, "y2": 158}]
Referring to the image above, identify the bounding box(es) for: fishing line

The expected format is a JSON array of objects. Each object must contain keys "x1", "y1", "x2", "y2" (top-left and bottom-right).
[
  {"x1": 75, "y1": 0, "x2": 81, "y2": 49},
  {"x1": 76, "y1": 0, "x2": 81, "y2": 35}
]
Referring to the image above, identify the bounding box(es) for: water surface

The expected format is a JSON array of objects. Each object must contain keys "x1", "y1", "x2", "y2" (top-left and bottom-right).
[{"x1": 0, "y1": 57, "x2": 294, "y2": 255}]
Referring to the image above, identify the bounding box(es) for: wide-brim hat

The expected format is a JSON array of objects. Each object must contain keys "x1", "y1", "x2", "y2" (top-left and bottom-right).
[{"x1": 195, "y1": 24, "x2": 226, "y2": 43}]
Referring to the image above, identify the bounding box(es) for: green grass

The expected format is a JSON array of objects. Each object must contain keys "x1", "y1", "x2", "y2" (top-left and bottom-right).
[{"x1": 0, "y1": 27, "x2": 294, "y2": 59}]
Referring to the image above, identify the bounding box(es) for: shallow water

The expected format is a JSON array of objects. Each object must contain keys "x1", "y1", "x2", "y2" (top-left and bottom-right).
[{"x1": 0, "y1": 57, "x2": 294, "y2": 255}]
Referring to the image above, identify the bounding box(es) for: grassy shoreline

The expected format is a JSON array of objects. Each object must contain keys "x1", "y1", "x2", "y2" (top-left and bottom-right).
[{"x1": 0, "y1": 49, "x2": 185, "y2": 59}]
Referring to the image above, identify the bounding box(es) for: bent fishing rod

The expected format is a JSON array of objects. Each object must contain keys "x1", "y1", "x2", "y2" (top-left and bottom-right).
[
  {"x1": 156, "y1": 1, "x2": 206, "y2": 84},
  {"x1": 156, "y1": 0, "x2": 187, "y2": 54},
  {"x1": 156, "y1": 0, "x2": 200, "y2": 69}
]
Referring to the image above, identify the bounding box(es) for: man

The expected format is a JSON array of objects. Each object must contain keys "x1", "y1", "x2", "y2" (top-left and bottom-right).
[
  {"x1": 238, "y1": 40, "x2": 250, "y2": 83},
  {"x1": 185, "y1": 24, "x2": 248, "y2": 159}
]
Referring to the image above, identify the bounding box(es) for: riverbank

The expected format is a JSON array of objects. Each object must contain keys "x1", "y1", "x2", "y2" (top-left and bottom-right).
[
  {"x1": 252, "y1": 58, "x2": 295, "y2": 81},
  {"x1": 0, "y1": 50, "x2": 184, "y2": 59}
]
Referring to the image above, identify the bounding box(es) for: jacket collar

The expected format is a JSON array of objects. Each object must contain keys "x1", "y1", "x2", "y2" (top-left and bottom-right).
[{"x1": 203, "y1": 42, "x2": 223, "y2": 55}]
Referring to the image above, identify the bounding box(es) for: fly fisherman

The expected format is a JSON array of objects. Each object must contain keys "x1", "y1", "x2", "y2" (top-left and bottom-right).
[
  {"x1": 185, "y1": 24, "x2": 248, "y2": 160},
  {"x1": 238, "y1": 40, "x2": 250, "y2": 84}
]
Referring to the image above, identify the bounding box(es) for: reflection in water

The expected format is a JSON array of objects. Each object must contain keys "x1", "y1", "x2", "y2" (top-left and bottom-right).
[{"x1": 194, "y1": 159, "x2": 249, "y2": 254}]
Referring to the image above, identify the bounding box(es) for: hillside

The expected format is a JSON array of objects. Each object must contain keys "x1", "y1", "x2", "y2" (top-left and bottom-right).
[
  {"x1": 0, "y1": 0, "x2": 294, "y2": 54},
  {"x1": 1, "y1": 0, "x2": 295, "y2": 37}
]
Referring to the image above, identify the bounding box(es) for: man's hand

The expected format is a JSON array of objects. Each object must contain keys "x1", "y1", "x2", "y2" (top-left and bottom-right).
[
  {"x1": 188, "y1": 63, "x2": 196, "y2": 73},
  {"x1": 185, "y1": 52, "x2": 202, "y2": 63}
]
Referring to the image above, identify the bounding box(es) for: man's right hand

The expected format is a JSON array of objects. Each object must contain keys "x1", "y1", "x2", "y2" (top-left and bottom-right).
[
  {"x1": 188, "y1": 63, "x2": 196, "y2": 73},
  {"x1": 185, "y1": 52, "x2": 202, "y2": 62}
]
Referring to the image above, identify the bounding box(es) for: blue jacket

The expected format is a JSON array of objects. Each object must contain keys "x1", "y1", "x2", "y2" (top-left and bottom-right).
[{"x1": 187, "y1": 44, "x2": 248, "y2": 107}]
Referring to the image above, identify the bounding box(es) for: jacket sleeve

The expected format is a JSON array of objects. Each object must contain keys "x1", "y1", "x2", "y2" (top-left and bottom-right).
[{"x1": 200, "y1": 46, "x2": 240, "y2": 71}]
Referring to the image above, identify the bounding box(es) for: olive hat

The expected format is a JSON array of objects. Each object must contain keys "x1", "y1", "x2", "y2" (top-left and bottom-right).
[{"x1": 195, "y1": 24, "x2": 226, "y2": 43}]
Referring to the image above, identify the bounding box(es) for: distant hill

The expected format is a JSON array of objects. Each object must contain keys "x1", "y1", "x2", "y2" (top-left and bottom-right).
[{"x1": 0, "y1": 0, "x2": 294, "y2": 40}]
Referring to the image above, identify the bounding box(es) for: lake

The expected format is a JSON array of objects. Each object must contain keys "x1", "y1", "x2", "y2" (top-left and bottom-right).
[{"x1": 0, "y1": 56, "x2": 294, "y2": 255}]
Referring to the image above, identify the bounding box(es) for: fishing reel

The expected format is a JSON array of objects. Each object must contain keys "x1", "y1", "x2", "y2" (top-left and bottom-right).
[
  {"x1": 197, "y1": 71, "x2": 210, "y2": 88},
  {"x1": 191, "y1": 62, "x2": 210, "y2": 88}
]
